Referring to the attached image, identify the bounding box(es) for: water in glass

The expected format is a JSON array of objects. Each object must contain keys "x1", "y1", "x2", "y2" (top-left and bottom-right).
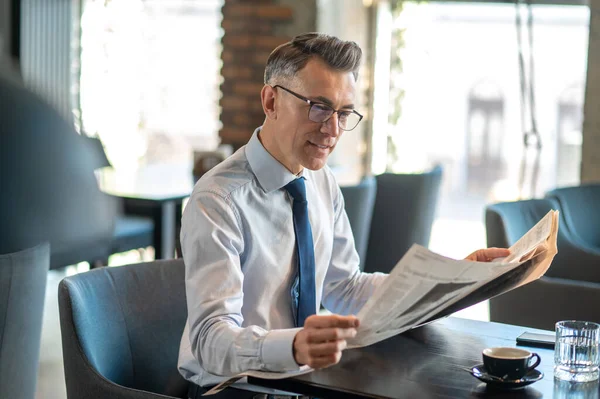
[{"x1": 555, "y1": 321, "x2": 600, "y2": 382}]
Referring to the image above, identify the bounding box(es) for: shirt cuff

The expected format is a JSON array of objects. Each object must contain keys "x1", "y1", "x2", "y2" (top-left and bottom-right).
[{"x1": 261, "y1": 328, "x2": 303, "y2": 371}]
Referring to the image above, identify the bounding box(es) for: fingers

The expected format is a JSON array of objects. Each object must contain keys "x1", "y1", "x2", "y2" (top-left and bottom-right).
[
  {"x1": 483, "y1": 247, "x2": 511, "y2": 259},
  {"x1": 465, "y1": 247, "x2": 511, "y2": 262},
  {"x1": 294, "y1": 314, "x2": 360, "y2": 369},
  {"x1": 306, "y1": 352, "x2": 343, "y2": 369},
  {"x1": 294, "y1": 336, "x2": 348, "y2": 369},
  {"x1": 306, "y1": 340, "x2": 348, "y2": 357},
  {"x1": 304, "y1": 314, "x2": 359, "y2": 329},
  {"x1": 305, "y1": 326, "x2": 357, "y2": 343},
  {"x1": 465, "y1": 250, "x2": 483, "y2": 261}
]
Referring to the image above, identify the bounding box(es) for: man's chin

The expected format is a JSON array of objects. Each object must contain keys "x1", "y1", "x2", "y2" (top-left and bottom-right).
[{"x1": 302, "y1": 158, "x2": 328, "y2": 171}]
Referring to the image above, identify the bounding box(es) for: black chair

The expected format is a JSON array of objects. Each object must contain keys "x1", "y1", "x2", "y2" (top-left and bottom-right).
[
  {"x1": 340, "y1": 176, "x2": 377, "y2": 270},
  {"x1": 0, "y1": 69, "x2": 116, "y2": 269},
  {"x1": 80, "y1": 136, "x2": 154, "y2": 261},
  {"x1": 0, "y1": 244, "x2": 50, "y2": 399},
  {"x1": 486, "y1": 198, "x2": 600, "y2": 330},
  {"x1": 364, "y1": 165, "x2": 443, "y2": 274},
  {"x1": 59, "y1": 259, "x2": 188, "y2": 399}
]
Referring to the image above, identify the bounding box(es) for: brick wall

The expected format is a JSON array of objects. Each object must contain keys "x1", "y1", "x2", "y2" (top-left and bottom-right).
[{"x1": 219, "y1": 0, "x2": 316, "y2": 150}]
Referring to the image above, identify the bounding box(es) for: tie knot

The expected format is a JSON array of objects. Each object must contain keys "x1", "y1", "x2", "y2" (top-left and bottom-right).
[{"x1": 284, "y1": 178, "x2": 307, "y2": 202}]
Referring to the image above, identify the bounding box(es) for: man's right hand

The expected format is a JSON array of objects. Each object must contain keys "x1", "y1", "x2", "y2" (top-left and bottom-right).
[{"x1": 293, "y1": 314, "x2": 359, "y2": 369}]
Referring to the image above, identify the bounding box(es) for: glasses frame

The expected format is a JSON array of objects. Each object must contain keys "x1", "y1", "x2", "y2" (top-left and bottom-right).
[{"x1": 273, "y1": 85, "x2": 363, "y2": 131}]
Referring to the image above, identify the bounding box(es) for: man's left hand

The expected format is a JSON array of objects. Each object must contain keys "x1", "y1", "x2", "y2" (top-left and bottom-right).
[{"x1": 464, "y1": 247, "x2": 510, "y2": 262}]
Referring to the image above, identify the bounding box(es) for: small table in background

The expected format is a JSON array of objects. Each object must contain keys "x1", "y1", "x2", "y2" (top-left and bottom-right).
[{"x1": 97, "y1": 162, "x2": 194, "y2": 259}]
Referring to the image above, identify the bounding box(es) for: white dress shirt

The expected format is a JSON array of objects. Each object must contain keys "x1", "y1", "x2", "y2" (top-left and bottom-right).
[{"x1": 178, "y1": 127, "x2": 387, "y2": 390}]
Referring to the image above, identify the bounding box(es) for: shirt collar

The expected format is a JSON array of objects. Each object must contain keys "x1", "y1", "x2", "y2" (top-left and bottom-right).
[{"x1": 246, "y1": 127, "x2": 307, "y2": 193}]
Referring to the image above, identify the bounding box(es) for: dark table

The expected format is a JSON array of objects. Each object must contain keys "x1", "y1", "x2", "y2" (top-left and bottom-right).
[
  {"x1": 97, "y1": 162, "x2": 194, "y2": 259},
  {"x1": 249, "y1": 317, "x2": 599, "y2": 398}
]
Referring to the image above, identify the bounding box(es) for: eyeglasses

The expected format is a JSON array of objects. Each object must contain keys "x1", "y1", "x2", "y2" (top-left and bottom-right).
[{"x1": 273, "y1": 85, "x2": 363, "y2": 131}]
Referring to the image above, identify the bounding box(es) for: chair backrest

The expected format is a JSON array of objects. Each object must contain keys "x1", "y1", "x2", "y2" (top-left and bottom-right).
[
  {"x1": 546, "y1": 184, "x2": 600, "y2": 249},
  {"x1": 79, "y1": 135, "x2": 113, "y2": 169},
  {"x1": 59, "y1": 259, "x2": 189, "y2": 399},
  {"x1": 485, "y1": 198, "x2": 558, "y2": 249},
  {"x1": 486, "y1": 198, "x2": 600, "y2": 283},
  {"x1": 0, "y1": 71, "x2": 117, "y2": 269},
  {"x1": 364, "y1": 165, "x2": 443, "y2": 274},
  {"x1": 340, "y1": 176, "x2": 377, "y2": 269},
  {"x1": 0, "y1": 244, "x2": 49, "y2": 399}
]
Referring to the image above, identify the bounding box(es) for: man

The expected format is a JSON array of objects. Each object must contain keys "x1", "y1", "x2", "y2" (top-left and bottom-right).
[{"x1": 179, "y1": 33, "x2": 508, "y2": 399}]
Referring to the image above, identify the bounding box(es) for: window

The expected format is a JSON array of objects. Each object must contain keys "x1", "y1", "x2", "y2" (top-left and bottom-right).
[
  {"x1": 377, "y1": 1, "x2": 589, "y2": 319},
  {"x1": 79, "y1": 0, "x2": 223, "y2": 169}
]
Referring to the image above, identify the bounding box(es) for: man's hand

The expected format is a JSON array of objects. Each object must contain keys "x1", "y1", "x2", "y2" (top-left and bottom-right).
[
  {"x1": 293, "y1": 314, "x2": 359, "y2": 369},
  {"x1": 464, "y1": 247, "x2": 510, "y2": 262}
]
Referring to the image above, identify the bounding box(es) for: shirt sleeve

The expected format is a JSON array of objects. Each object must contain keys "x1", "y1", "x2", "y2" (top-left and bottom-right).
[
  {"x1": 321, "y1": 184, "x2": 388, "y2": 315},
  {"x1": 181, "y1": 190, "x2": 301, "y2": 377}
]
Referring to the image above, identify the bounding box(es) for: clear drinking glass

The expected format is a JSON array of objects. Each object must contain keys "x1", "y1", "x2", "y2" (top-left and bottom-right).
[{"x1": 554, "y1": 320, "x2": 600, "y2": 382}]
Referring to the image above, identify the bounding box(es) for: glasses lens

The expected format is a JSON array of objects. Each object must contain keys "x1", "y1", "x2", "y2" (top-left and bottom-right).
[
  {"x1": 309, "y1": 103, "x2": 334, "y2": 123},
  {"x1": 309, "y1": 104, "x2": 362, "y2": 131},
  {"x1": 339, "y1": 111, "x2": 361, "y2": 131}
]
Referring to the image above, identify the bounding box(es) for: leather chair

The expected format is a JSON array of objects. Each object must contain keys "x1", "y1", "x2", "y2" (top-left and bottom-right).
[
  {"x1": 0, "y1": 244, "x2": 50, "y2": 399},
  {"x1": 486, "y1": 198, "x2": 600, "y2": 330},
  {"x1": 546, "y1": 184, "x2": 600, "y2": 252},
  {"x1": 59, "y1": 259, "x2": 188, "y2": 399},
  {"x1": 0, "y1": 69, "x2": 116, "y2": 269},
  {"x1": 364, "y1": 165, "x2": 443, "y2": 274},
  {"x1": 80, "y1": 136, "x2": 155, "y2": 260},
  {"x1": 340, "y1": 176, "x2": 377, "y2": 270}
]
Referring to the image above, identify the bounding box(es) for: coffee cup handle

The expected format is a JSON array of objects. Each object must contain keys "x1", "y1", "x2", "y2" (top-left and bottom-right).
[{"x1": 527, "y1": 353, "x2": 541, "y2": 371}]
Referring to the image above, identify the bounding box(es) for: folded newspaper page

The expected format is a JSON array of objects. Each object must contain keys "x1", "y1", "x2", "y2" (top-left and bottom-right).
[
  {"x1": 204, "y1": 210, "x2": 558, "y2": 394},
  {"x1": 203, "y1": 366, "x2": 313, "y2": 395}
]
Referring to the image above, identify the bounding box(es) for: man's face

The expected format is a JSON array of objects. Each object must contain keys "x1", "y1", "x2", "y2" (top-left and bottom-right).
[{"x1": 274, "y1": 58, "x2": 357, "y2": 173}]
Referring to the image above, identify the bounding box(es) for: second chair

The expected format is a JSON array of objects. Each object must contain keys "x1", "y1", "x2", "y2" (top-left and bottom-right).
[
  {"x1": 363, "y1": 166, "x2": 443, "y2": 274},
  {"x1": 59, "y1": 259, "x2": 189, "y2": 399},
  {"x1": 486, "y1": 198, "x2": 600, "y2": 330},
  {"x1": 80, "y1": 135, "x2": 155, "y2": 265},
  {"x1": 340, "y1": 176, "x2": 377, "y2": 270}
]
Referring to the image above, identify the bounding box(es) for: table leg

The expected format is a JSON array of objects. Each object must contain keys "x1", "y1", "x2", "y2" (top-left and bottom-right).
[
  {"x1": 154, "y1": 200, "x2": 176, "y2": 259},
  {"x1": 175, "y1": 202, "x2": 183, "y2": 258}
]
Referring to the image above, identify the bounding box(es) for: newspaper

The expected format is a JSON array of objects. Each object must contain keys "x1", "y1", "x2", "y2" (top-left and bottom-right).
[
  {"x1": 204, "y1": 210, "x2": 559, "y2": 394},
  {"x1": 349, "y1": 209, "x2": 559, "y2": 348}
]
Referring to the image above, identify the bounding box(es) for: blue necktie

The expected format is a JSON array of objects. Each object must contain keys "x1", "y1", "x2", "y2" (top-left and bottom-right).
[{"x1": 284, "y1": 178, "x2": 317, "y2": 327}]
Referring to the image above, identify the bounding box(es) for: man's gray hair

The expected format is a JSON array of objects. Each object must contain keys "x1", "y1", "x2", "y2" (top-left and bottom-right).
[{"x1": 264, "y1": 33, "x2": 362, "y2": 85}]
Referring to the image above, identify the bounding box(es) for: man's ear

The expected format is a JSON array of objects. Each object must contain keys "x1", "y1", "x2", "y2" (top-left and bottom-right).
[{"x1": 261, "y1": 85, "x2": 277, "y2": 120}]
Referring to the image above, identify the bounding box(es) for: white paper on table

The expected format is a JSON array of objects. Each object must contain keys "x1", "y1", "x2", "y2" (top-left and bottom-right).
[{"x1": 202, "y1": 366, "x2": 313, "y2": 396}]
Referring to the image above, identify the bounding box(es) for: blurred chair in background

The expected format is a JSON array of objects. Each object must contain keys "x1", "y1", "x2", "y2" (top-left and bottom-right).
[
  {"x1": 340, "y1": 176, "x2": 377, "y2": 270},
  {"x1": 364, "y1": 165, "x2": 443, "y2": 274},
  {"x1": 0, "y1": 244, "x2": 49, "y2": 399},
  {"x1": 80, "y1": 136, "x2": 155, "y2": 263},
  {"x1": 546, "y1": 184, "x2": 600, "y2": 252},
  {"x1": 80, "y1": 135, "x2": 112, "y2": 170},
  {"x1": 59, "y1": 259, "x2": 188, "y2": 399},
  {"x1": 192, "y1": 150, "x2": 226, "y2": 184},
  {"x1": 0, "y1": 70, "x2": 117, "y2": 269},
  {"x1": 486, "y1": 198, "x2": 600, "y2": 330}
]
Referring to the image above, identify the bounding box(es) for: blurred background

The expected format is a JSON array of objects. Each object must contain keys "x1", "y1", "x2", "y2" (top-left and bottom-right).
[{"x1": 2, "y1": 0, "x2": 600, "y2": 397}]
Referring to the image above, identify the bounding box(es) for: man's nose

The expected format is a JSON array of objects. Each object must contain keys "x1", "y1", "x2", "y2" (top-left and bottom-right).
[{"x1": 321, "y1": 113, "x2": 340, "y2": 137}]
